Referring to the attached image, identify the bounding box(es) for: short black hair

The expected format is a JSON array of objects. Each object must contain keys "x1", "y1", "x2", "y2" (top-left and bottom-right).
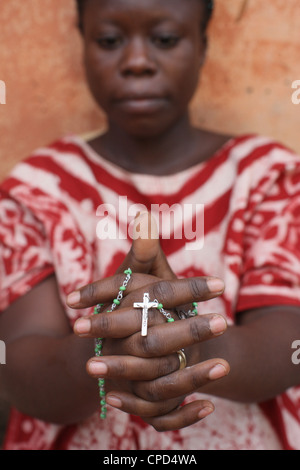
[{"x1": 75, "y1": 0, "x2": 214, "y2": 33}]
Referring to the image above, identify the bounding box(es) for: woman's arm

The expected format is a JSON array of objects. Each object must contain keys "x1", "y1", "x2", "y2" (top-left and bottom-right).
[
  {"x1": 0, "y1": 275, "x2": 99, "y2": 424},
  {"x1": 191, "y1": 305, "x2": 300, "y2": 403},
  {"x1": 72, "y1": 274, "x2": 300, "y2": 427},
  {"x1": 0, "y1": 271, "x2": 228, "y2": 429}
]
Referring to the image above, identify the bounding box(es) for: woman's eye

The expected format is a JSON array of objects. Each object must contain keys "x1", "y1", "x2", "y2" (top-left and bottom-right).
[
  {"x1": 97, "y1": 36, "x2": 123, "y2": 49},
  {"x1": 152, "y1": 35, "x2": 180, "y2": 49}
]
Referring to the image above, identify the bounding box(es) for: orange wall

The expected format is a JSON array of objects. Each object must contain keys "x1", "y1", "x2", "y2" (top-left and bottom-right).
[{"x1": 0, "y1": 0, "x2": 299, "y2": 181}]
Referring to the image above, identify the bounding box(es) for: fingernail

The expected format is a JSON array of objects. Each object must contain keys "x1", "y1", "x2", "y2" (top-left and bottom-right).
[
  {"x1": 198, "y1": 406, "x2": 214, "y2": 420},
  {"x1": 106, "y1": 395, "x2": 122, "y2": 409},
  {"x1": 74, "y1": 318, "x2": 91, "y2": 335},
  {"x1": 88, "y1": 361, "x2": 108, "y2": 376},
  {"x1": 209, "y1": 364, "x2": 228, "y2": 380},
  {"x1": 67, "y1": 291, "x2": 81, "y2": 305},
  {"x1": 209, "y1": 315, "x2": 227, "y2": 335},
  {"x1": 206, "y1": 278, "x2": 225, "y2": 293}
]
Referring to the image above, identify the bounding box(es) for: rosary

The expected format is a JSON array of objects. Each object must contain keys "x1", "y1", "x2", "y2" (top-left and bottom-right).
[{"x1": 93, "y1": 268, "x2": 198, "y2": 419}]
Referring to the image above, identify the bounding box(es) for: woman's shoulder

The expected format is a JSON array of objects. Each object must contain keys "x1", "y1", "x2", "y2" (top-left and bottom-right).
[
  {"x1": 226, "y1": 133, "x2": 299, "y2": 157},
  {"x1": 1, "y1": 134, "x2": 96, "y2": 191},
  {"x1": 219, "y1": 133, "x2": 300, "y2": 172},
  {"x1": 193, "y1": 129, "x2": 299, "y2": 168},
  {"x1": 12, "y1": 134, "x2": 91, "y2": 171},
  {"x1": 0, "y1": 134, "x2": 102, "y2": 217}
]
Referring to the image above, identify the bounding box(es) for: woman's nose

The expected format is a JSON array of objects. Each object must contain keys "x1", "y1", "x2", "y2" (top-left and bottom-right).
[{"x1": 120, "y1": 37, "x2": 157, "y2": 77}]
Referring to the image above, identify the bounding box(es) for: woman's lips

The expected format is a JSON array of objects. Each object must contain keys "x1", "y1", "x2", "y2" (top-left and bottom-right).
[{"x1": 115, "y1": 96, "x2": 167, "y2": 114}]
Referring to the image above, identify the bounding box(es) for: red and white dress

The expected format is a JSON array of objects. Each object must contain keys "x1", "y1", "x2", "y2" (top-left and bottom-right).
[{"x1": 1, "y1": 134, "x2": 300, "y2": 450}]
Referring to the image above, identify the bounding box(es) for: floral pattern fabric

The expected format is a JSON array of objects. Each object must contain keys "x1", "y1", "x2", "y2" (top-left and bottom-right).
[{"x1": 1, "y1": 134, "x2": 300, "y2": 450}]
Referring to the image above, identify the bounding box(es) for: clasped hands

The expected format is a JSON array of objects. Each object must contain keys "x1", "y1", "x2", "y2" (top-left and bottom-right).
[{"x1": 67, "y1": 213, "x2": 229, "y2": 431}]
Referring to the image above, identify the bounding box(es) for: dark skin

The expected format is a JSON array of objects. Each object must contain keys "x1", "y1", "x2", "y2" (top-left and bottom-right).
[
  {"x1": 83, "y1": 0, "x2": 231, "y2": 175},
  {"x1": 71, "y1": 215, "x2": 300, "y2": 425},
  {"x1": 0, "y1": 229, "x2": 230, "y2": 428},
  {"x1": 0, "y1": 0, "x2": 300, "y2": 434}
]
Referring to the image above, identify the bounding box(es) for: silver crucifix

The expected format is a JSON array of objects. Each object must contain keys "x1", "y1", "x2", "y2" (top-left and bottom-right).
[{"x1": 133, "y1": 293, "x2": 158, "y2": 337}]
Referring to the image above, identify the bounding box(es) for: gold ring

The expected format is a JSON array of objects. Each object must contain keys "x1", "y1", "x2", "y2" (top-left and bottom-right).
[{"x1": 177, "y1": 349, "x2": 187, "y2": 370}]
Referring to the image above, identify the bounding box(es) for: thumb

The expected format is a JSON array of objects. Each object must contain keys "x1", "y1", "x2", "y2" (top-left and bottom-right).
[{"x1": 117, "y1": 211, "x2": 176, "y2": 280}]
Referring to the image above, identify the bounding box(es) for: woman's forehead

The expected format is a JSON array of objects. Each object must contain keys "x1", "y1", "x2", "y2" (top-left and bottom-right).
[
  {"x1": 84, "y1": 0, "x2": 203, "y2": 16},
  {"x1": 77, "y1": 0, "x2": 213, "y2": 34},
  {"x1": 83, "y1": 0, "x2": 204, "y2": 25}
]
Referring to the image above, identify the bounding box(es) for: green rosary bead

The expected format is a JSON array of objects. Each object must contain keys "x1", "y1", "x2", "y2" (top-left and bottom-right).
[
  {"x1": 94, "y1": 268, "x2": 132, "y2": 419},
  {"x1": 94, "y1": 268, "x2": 186, "y2": 421},
  {"x1": 191, "y1": 302, "x2": 198, "y2": 315},
  {"x1": 94, "y1": 304, "x2": 104, "y2": 314}
]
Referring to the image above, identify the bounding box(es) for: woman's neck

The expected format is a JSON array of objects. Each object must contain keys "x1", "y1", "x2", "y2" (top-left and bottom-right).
[{"x1": 89, "y1": 115, "x2": 231, "y2": 176}]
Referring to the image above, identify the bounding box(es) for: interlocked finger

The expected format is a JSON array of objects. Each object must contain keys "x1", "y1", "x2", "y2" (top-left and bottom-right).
[
  {"x1": 106, "y1": 392, "x2": 215, "y2": 430},
  {"x1": 132, "y1": 360, "x2": 229, "y2": 402},
  {"x1": 106, "y1": 391, "x2": 183, "y2": 418},
  {"x1": 87, "y1": 353, "x2": 180, "y2": 381},
  {"x1": 117, "y1": 314, "x2": 227, "y2": 358},
  {"x1": 120, "y1": 276, "x2": 224, "y2": 311},
  {"x1": 144, "y1": 400, "x2": 215, "y2": 432},
  {"x1": 68, "y1": 274, "x2": 224, "y2": 312},
  {"x1": 75, "y1": 311, "x2": 227, "y2": 357},
  {"x1": 75, "y1": 305, "x2": 166, "y2": 339},
  {"x1": 67, "y1": 272, "x2": 157, "y2": 309},
  {"x1": 73, "y1": 275, "x2": 225, "y2": 340}
]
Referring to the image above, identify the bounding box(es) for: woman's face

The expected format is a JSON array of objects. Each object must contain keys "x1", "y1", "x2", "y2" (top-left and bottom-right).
[{"x1": 82, "y1": 0, "x2": 206, "y2": 137}]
